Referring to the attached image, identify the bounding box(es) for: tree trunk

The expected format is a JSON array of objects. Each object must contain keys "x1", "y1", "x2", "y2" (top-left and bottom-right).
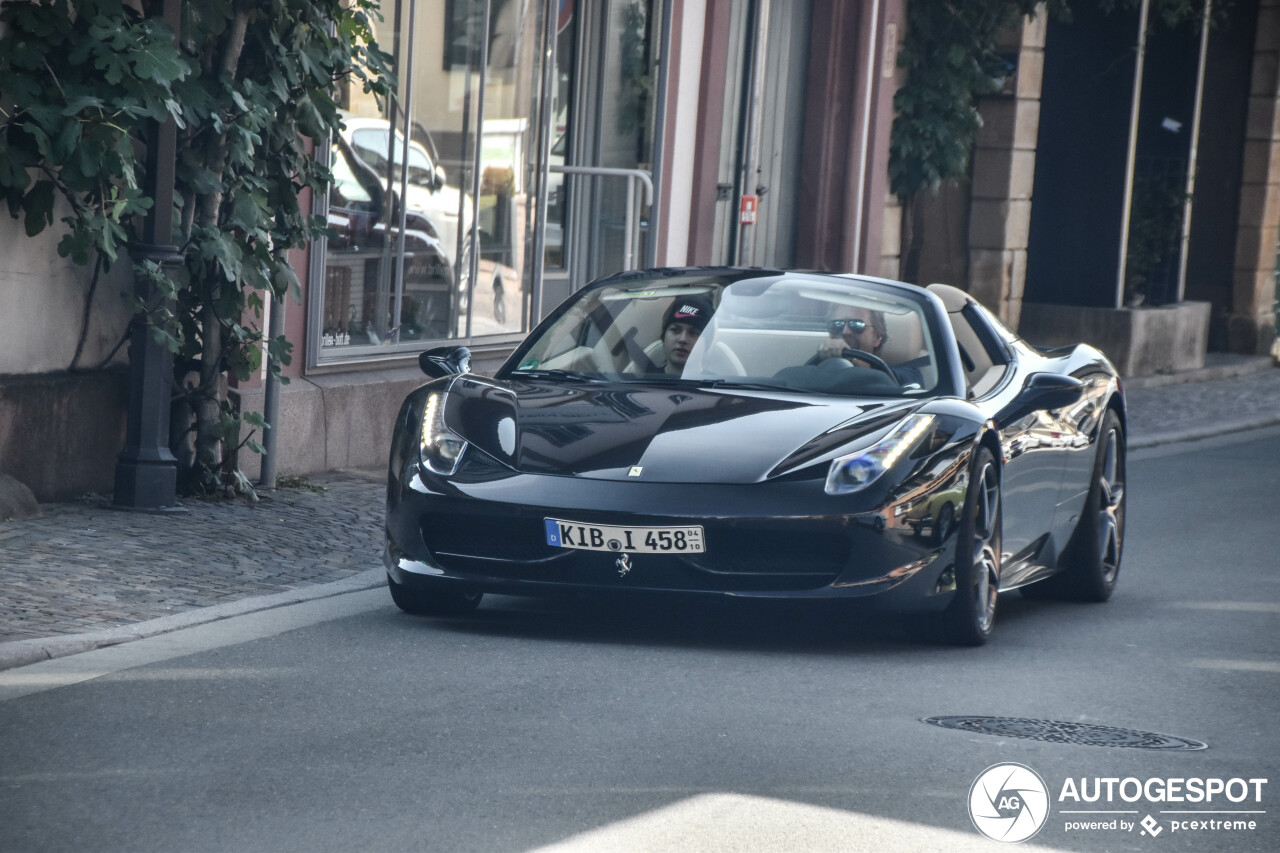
[
  {"x1": 188, "y1": 8, "x2": 250, "y2": 490},
  {"x1": 900, "y1": 192, "x2": 925, "y2": 285}
]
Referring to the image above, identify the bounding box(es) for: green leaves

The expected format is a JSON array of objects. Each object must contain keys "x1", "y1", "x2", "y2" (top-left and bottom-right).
[
  {"x1": 3, "y1": 0, "x2": 392, "y2": 496},
  {"x1": 20, "y1": 180, "x2": 54, "y2": 236},
  {"x1": 889, "y1": 0, "x2": 1046, "y2": 200},
  {"x1": 1, "y1": 0, "x2": 189, "y2": 264}
]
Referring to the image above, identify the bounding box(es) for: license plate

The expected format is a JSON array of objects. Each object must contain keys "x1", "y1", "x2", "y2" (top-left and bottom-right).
[{"x1": 544, "y1": 518, "x2": 705, "y2": 554}]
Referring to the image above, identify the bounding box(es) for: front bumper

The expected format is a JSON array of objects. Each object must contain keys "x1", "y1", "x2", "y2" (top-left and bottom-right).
[{"x1": 385, "y1": 459, "x2": 964, "y2": 613}]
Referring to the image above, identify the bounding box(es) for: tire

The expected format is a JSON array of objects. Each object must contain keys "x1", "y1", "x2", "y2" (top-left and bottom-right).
[
  {"x1": 492, "y1": 271, "x2": 507, "y2": 324},
  {"x1": 933, "y1": 502, "x2": 955, "y2": 546},
  {"x1": 387, "y1": 574, "x2": 483, "y2": 616},
  {"x1": 1053, "y1": 409, "x2": 1126, "y2": 601},
  {"x1": 937, "y1": 446, "x2": 1002, "y2": 646}
]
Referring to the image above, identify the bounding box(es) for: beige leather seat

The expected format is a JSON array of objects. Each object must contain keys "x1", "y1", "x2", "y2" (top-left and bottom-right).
[
  {"x1": 879, "y1": 311, "x2": 934, "y2": 388},
  {"x1": 623, "y1": 340, "x2": 666, "y2": 374},
  {"x1": 926, "y1": 283, "x2": 1007, "y2": 397}
]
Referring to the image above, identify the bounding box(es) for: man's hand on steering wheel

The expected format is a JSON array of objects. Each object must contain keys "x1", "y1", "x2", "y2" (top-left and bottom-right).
[{"x1": 806, "y1": 346, "x2": 899, "y2": 383}]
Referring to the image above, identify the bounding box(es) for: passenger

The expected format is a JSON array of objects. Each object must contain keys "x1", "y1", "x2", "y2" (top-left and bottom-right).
[
  {"x1": 815, "y1": 305, "x2": 923, "y2": 387},
  {"x1": 653, "y1": 296, "x2": 715, "y2": 375}
]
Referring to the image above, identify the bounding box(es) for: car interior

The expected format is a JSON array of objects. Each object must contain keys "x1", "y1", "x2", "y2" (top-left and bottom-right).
[
  {"x1": 521, "y1": 280, "x2": 947, "y2": 397},
  {"x1": 926, "y1": 283, "x2": 1012, "y2": 399}
]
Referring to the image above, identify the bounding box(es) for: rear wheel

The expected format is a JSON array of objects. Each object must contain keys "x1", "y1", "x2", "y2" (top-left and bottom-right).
[
  {"x1": 938, "y1": 446, "x2": 1002, "y2": 646},
  {"x1": 387, "y1": 574, "x2": 483, "y2": 616},
  {"x1": 1054, "y1": 409, "x2": 1126, "y2": 601}
]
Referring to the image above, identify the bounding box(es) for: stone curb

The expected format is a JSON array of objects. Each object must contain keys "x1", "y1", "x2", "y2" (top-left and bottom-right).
[
  {"x1": 1122, "y1": 356, "x2": 1275, "y2": 390},
  {"x1": 0, "y1": 567, "x2": 385, "y2": 672},
  {"x1": 1128, "y1": 414, "x2": 1280, "y2": 450}
]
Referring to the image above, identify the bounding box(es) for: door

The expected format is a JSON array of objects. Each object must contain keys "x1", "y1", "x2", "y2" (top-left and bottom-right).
[
  {"x1": 542, "y1": 0, "x2": 663, "y2": 310},
  {"x1": 711, "y1": 0, "x2": 811, "y2": 268}
]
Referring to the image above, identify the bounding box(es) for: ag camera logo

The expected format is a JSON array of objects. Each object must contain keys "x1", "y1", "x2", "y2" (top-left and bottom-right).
[{"x1": 969, "y1": 763, "x2": 1051, "y2": 842}]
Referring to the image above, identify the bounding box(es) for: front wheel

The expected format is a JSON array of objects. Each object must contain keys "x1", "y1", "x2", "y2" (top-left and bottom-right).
[
  {"x1": 387, "y1": 574, "x2": 483, "y2": 616},
  {"x1": 937, "y1": 446, "x2": 1002, "y2": 646}
]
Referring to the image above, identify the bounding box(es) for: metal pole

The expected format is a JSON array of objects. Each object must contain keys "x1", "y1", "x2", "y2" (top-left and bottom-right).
[
  {"x1": 851, "y1": 0, "x2": 883, "y2": 272},
  {"x1": 530, "y1": 0, "x2": 559, "y2": 324},
  {"x1": 646, "y1": 0, "x2": 674, "y2": 268},
  {"x1": 1116, "y1": 0, "x2": 1152, "y2": 309},
  {"x1": 1176, "y1": 0, "x2": 1212, "y2": 304},
  {"x1": 392, "y1": 0, "x2": 420, "y2": 346},
  {"x1": 734, "y1": 0, "x2": 767, "y2": 266},
  {"x1": 465, "y1": 0, "x2": 493, "y2": 340},
  {"x1": 114, "y1": 0, "x2": 181, "y2": 510},
  {"x1": 624, "y1": 177, "x2": 636, "y2": 270},
  {"x1": 257, "y1": 292, "x2": 284, "y2": 489}
]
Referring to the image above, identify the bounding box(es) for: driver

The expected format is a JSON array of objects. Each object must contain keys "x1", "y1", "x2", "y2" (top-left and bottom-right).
[
  {"x1": 815, "y1": 306, "x2": 923, "y2": 387},
  {"x1": 652, "y1": 296, "x2": 715, "y2": 375}
]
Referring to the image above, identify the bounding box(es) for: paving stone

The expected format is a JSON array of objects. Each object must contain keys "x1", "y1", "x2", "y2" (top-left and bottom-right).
[{"x1": 0, "y1": 469, "x2": 384, "y2": 643}]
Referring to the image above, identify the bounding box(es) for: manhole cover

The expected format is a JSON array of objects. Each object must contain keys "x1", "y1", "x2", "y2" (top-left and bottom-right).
[{"x1": 923, "y1": 716, "x2": 1207, "y2": 750}]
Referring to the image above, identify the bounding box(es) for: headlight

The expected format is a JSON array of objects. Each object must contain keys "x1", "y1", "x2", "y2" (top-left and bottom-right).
[
  {"x1": 824, "y1": 414, "x2": 935, "y2": 495},
  {"x1": 420, "y1": 391, "x2": 468, "y2": 475}
]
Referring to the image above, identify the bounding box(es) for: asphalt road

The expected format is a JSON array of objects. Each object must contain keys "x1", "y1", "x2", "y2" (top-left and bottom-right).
[{"x1": 1, "y1": 428, "x2": 1278, "y2": 853}]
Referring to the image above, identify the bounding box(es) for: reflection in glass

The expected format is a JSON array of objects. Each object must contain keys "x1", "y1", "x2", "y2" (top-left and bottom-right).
[{"x1": 320, "y1": 0, "x2": 542, "y2": 360}]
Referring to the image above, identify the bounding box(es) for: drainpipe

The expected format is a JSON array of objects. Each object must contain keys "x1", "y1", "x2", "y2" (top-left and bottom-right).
[{"x1": 257, "y1": 291, "x2": 284, "y2": 490}]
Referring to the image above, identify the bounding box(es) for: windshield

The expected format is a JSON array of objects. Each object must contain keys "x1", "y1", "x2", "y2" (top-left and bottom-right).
[{"x1": 504, "y1": 272, "x2": 943, "y2": 398}]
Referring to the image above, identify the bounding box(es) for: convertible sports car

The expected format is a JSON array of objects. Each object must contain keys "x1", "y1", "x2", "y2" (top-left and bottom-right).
[{"x1": 384, "y1": 268, "x2": 1127, "y2": 644}]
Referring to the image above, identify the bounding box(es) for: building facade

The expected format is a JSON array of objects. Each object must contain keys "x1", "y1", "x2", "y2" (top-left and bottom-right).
[{"x1": 2, "y1": 0, "x2": 1277, "y2": 501}]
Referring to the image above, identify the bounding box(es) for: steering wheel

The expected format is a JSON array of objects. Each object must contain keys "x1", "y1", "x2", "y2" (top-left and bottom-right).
[{"x1": 805, "y1": 348, "x2": 899, "y2": 383}]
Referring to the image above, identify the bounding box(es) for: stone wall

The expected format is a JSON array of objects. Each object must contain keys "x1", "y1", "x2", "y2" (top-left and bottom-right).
[
  {"x1": 0, "y1": 370, "x2": 129, "y2": 502},
  {"x1": 966, "y1": 11, "x2": 1047, "y2": 331},
  {"x1": 1229, "y1": 0, "x2": 1280, "y2": 354}
]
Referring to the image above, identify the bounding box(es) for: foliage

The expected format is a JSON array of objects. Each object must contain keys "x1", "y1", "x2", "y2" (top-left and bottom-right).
[
  {"x1": 616, "y1": 0, "x2": 652, "y2": 138},
  {"x1": 889, "y1": 0, "x2": 1213, "y2": 204},
  {"x1": 889, "y1": 0, "x2": 1050, "y2": 203},
  {"x1": 888, "y1": 0, "x2": 1214, "y2": 284},
  {"x1": 1123, "y1": 169, "x2": 1189, "y2": 306},
  {"x1": 1, "y1": 0, "x2": 392, "y2": 496},
  {"x1": 275, "y1": 474, "x2": 327, "y2": 493}
]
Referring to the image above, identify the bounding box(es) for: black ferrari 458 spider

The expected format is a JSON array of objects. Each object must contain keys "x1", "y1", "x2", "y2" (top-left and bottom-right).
[{"x1": 384, "y1": 268, "x2": 1126, "y2": 644}]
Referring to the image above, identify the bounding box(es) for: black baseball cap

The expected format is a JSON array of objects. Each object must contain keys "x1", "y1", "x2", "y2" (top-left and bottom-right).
[{"x1": 662, "y1": 295, "x2": 715, "y2": 332}]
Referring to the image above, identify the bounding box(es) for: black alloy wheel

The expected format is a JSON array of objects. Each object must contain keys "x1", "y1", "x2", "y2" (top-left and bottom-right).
[
  {"x1": 387, "y1": 574, "x2": 483, "y2": 616},
  {"x1": 1049, "y1": 409, "x2": 1126, "y2": 601},
  {"x1": 938, "y1": 446, "x2": 1002, "y2": 646}
]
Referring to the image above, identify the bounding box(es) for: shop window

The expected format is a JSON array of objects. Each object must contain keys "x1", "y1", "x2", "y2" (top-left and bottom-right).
[{"x1": 311, "y1": 0, "x2": 546, "y2": 367}]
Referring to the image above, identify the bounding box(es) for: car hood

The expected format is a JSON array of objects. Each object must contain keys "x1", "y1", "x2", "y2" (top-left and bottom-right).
[{"x1": 444, "y1": 377, "x2": 917, "y2": 483}]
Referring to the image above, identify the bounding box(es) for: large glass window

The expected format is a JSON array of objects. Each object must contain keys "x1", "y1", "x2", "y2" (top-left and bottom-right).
[
  {"x1": 543, "y1": 1, "x2": 659, "y2": 290},
  {"x1": 313, "y1": 0, "x2": 547, "y2": 365}
]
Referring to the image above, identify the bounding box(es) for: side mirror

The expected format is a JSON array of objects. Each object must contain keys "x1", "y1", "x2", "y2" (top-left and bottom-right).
[
  {"x1": 994, "y1": 372, "x2": 1084, "y2": 427},
  {"x1": 419, "y1": 345, "x2": 471, "y2": 378},
  {"x1": 434, "y1": 165, "x2": 447, "y2": 192}
]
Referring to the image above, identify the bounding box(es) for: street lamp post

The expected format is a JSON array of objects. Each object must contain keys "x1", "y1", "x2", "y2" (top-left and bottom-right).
[{"x1": 113, "y1": 0, "x2": 182, "y2": 510}]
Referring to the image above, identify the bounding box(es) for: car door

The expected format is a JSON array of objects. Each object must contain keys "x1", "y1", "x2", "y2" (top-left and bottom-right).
[{"x1": 958, "y1": 304, "x2": 1071, "y2": 584}]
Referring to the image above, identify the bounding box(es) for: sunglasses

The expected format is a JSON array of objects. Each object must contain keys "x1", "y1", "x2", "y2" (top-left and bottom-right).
[{"x1": 828, "y1": 318, "x2": 869, "y2": 336}]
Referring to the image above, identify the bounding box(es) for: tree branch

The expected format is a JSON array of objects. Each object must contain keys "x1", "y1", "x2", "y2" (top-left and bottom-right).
[{"x1": 68, "y1": 252, "x2": 105, "y2": 371}]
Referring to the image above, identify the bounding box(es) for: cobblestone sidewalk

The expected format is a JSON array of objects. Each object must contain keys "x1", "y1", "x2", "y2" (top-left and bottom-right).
[{"x1": 0, "y1": 470, "x2": 384, "y2": 644}]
